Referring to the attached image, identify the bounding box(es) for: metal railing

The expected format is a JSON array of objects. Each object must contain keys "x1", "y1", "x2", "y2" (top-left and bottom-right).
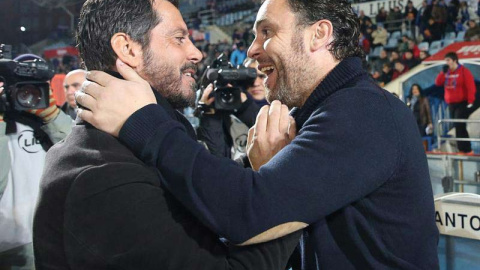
[{"x1": 436, "y1": 119, "x2": 480, "y2": 150}]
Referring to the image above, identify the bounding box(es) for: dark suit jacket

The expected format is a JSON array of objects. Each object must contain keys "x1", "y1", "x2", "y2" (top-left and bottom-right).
[{"x1": 33, "y1": 98, "x2": 300, "y2": 269}]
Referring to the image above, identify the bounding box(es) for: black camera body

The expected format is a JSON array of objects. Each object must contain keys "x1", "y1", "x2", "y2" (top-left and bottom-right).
[
  {"x1": 0, "y1": 44, "x2": 55, "y2": 113},
  {"x1": 200, "y1": 54, "x2": 256, "y2": 111}
]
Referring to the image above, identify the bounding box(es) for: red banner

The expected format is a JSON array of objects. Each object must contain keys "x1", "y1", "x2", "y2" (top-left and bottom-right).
[
  {"x1": 43, "y1": 46, "x2": 79, "y2": 59},
  {"x1": 423, "y1": 41, "x2": 480, "y2": 64}
]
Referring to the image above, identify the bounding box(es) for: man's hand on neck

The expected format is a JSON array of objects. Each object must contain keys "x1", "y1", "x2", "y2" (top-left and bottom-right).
[{"x1": 75, "y1": 59, "x2": 156, "y2": 137}]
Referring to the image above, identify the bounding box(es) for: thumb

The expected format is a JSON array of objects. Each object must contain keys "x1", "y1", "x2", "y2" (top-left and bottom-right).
[{"x1": 116, "y1": 58, "x2": 146, "y2": 83}]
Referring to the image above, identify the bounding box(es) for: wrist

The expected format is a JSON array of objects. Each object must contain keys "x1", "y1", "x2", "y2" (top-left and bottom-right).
[{"x1": 35, "y1": 105, "x2": 60, "y2": 123}]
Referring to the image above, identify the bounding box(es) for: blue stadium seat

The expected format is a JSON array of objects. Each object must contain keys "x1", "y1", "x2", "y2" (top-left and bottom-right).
[
  {"x1": 369, "y1": 46, "x2": 384, "y2": 58},
  {"x1": 444, "y1": 32, "x2": 456, "y2": 40},
  {"x1": 390, "y1": 31, "x2": 402, "y2": 40},
  {"x1": 429, "y1": 40, "x2": 443, "y2": 55},
  {"x1": 418, "y1": 42, "x2": 429, "y2": 51},
  {"x1": 456, "y1": 31, "x2": 466, "y2": 41},
  {"x1": 384, "y1": 38, "x2": 399, "y2": 49},
  {"x1": 403, "y1": 30, "x2": 413, "y2": 38},
  {"x1": 443, "y1": 39, "x2": 455, "y2": 47}
]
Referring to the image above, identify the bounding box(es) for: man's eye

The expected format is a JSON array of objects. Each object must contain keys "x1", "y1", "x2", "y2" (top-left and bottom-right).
[
  {"x1": 176, "y1": 37, "x2": 186, "y2": 43},
  {"x1": 262, "y1": 29, "x2": 270, "y2": 37}
]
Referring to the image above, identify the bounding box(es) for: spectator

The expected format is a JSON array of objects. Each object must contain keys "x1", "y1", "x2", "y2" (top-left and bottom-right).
[
  {"x1": 371, "y1": 23, "x2": 388, "y2": 47},
  {"x1": 378, "y1": 63, "x2": 394, "y2": 87},
  {"x1": 372, "y1": 49, "x2": 390, "y2": 73},
  {"x1": 407, "y1": 84, "x2": 433, "y2": 137},
  {"x1": 61, "y1": 69, "x2": 87, "y2": 120},
  {"x1": 417, "y1": 0, "x2": 433, "y2": 34},
  {"x1": 363, "y1": 19, "x2": 375, "y2": 43},
  {"x1": 232, "y1": 28, "x2": 243, "y2": 44},
  {"x1": 398, "y1": 35, "x2": 411, "y2": 53},
  {"x1": 404, "y1": 0, "x2": 418, "y2": 38},
  {"x1": 403, "y1": 50, "x2": 421, "y2": 69},
  {"x1": 419, "y1": 50, "x2": 431, "y2": 61},
  {"x1": 230, "y1": 41, "x2": 247, "y2": 67},
  {"x1": 390, "y1": 50, "x2": 400, "y2": 63},
  {"x1": 446, "y1": 0, "x2": 460, "y2": 33},
  {"x1": 457, "y1": 1, "x2": 478, "y2": 24},
  {"x1": 376, "y1": 7, "x2": 388, "y2": 24},
  {"x1": 424, "y1": 17, "x2": 443, "y2": 44},
  {"x1": 408, "y1": 40, "x2": 421, "y2": 58},
  {"x1": 392, "y1": 60, "x2": 410, "y2": 79},
  {"x1": 387, "y1": 6, "x2": 403, "y2": 31},
  {"x1": 358, "y1": 10, "x2": 371, "y2": 33},
  {"x1": 455, "y1": 17, "x2": 467, "y2": 32},
  {"x1": 465, "y1": 19, "x2": 480, "y2": 41},
  {"x1": 432, "y1": 0, "x2": 448, "y2": 33},
  {"x1": 435, "y1": 52, "x2": 476, "y2": 153},
  {"x1": 359, "y1": 32, "x2": 371, "y2": 54}
]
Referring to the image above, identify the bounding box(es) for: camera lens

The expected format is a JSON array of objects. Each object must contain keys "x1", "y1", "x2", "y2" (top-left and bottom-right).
[
  {"x1": 220, "y1": 90, "x2": 235, "y2": 104},
  {"x1": 16, "y1": 84, "x2": 42, "y2": 108}
]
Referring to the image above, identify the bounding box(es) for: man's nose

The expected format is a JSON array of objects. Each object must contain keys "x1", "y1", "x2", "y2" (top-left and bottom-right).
[
  {"x1": 188, "y1": 39, "x2": 203, "y2": 64},
  {"x1": 247, "y1": 37, "x2": 262, "y2": 60}
]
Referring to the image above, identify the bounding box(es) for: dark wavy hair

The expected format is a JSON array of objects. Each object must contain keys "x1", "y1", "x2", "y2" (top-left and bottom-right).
[
  {"x1": 445, "y1": 52, "x2": 459, "y2": 63},
  {"x1": 77, "y1": 0, "x2": 178, "y2": 71},
  {"x1": 285, "y1": 0, "x2": 364, "y2": 61}
]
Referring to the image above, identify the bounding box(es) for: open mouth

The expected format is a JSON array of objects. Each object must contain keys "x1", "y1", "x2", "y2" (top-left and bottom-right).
[
  {"x1": 182, "y1": 69, "x2": 195, "y2": 77},
  {"x1": 259, "y1": 65, "x2": 275, "y2": 76}
]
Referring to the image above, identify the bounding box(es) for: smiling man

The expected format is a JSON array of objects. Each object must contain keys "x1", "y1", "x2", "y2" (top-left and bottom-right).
[
  {"x1": 77, "y1": 0, "x2": 440, "y2": 269},
  {"x1": 32, "y1": 0, "x2": 301, "y2": 269}
]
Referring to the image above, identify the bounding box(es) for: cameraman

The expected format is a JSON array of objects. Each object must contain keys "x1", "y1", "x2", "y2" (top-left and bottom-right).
[
  {"x1": 197, "y1": 58, "x2": 267, "y2": 160},
  {"x1": 0, "y1": 54, "x2": 73, "y2": 269}
]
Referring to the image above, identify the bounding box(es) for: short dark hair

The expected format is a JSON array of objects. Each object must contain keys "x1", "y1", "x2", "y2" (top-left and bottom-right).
[
  {"x1": 77, "y1": 0, "x2": 178, "y2": 71},
  {"x1": 285, "y1": 0, "x2": 364, "y2": 61},
  {"x1": 445, "y1": 52, "x2": 458, "y2": 62}
]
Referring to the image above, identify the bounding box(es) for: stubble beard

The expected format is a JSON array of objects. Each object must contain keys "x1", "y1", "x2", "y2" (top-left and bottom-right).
[
  {"x1": 142, "y1": 47, "x2": 196, "y2": 109},
  {"x1": 266, "y1": 31, "x2": 311, "y2": 108}
]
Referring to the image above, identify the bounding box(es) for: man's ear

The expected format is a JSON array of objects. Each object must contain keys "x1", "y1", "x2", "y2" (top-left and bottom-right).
[
  {"x1": 309, "y1": 20, "x2": 334, "y2": 52},
  {"x1": 111, "y1": 33, "x2": 143, "y2": 68}
]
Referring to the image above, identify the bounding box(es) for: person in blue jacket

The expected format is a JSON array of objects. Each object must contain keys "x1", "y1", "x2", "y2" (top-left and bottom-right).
[
  {"x1": 77, "y1": 0, "x2": 440, "y2": 269},
  {"x1": 230, "y1": 42, "x2": 247, "y2": 67}
]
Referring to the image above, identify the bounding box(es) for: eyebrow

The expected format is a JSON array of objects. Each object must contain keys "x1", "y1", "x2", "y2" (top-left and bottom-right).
[
  {"x1": 252, "y1": 18, "x2": 268, "y2": 35},
  {"x1": 168, "y1": 27, "x2": 189, "y2": 36}
]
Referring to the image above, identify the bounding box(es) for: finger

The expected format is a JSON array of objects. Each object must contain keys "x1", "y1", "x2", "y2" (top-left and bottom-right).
[
  {"x1": 267, "y1": 100, "x2": 282, "y2": 133},
  {"x1": 279, "y1": 104, "x2": 290, "y2": 135},
  {"x1": 86, "y1": 70, "x2": 116, "y2": 87},
  {"x1": 81, "y1": 80, "x2": 102, "y2": 98},
  {"x1": 255, "y1": 105, "x2": 270, "y2": 138},
  {"x1": 116, "y1": 58, "x2": 147, "y2": 83},
  {"x1": 75, "y1": 91, "x2": 97, "y2": 112},
  {"x1": 247, "y1": 127, "x2": 255, "y2": 149},
  {"x1": 288, "y1": 116, "x2": 297, "y2": 142},
  {"x1": 77, "y1": 108, "x2": 94, "y2": 124},
  {"x1": 201, "y1": 84, "x2": 215, "y2": 104}
]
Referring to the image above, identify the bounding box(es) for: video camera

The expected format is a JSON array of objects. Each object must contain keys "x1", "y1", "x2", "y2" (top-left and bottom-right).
[
  {"x1": 198, "y1": 53, "x2": 257, "y2": 111},
  {"x1": 0, "y1": 44, "x2": 55, "y2": 113}
]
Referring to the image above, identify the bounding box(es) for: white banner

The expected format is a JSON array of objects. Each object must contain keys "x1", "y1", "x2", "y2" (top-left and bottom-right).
[
  {"x1": 352, "y1": 0, "x2": 424, "y2": 18},
  {"x1": 434, "y1": 193, "x2": 480, "y2": 241}
]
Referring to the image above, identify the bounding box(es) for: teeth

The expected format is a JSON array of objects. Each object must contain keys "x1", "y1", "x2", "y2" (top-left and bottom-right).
[
  {"x1": 184, "y1": 73, "x2": 192, "y2": 77},
  {"x1": 260, "y1": 66, "x2": 274, "y2": 72}
]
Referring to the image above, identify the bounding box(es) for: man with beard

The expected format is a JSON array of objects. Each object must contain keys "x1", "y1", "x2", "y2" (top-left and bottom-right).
[
  {"x1": 32, "y1": 0, "x2": 301, "y2": 269},
  {"x1": 77, "y1": 0, "x2": 440, "y2": 269}
]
